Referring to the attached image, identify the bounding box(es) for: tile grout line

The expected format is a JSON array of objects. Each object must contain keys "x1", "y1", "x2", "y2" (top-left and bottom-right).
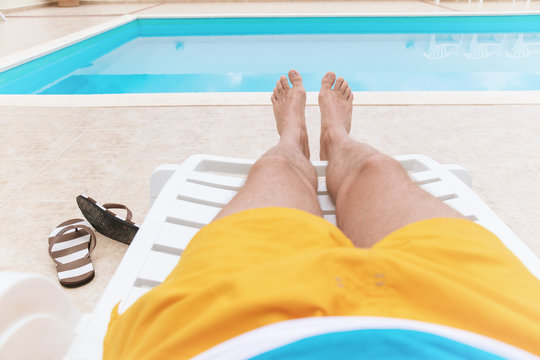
[
  {"x1": 5, "y1": 130, "x2": 87, "y2": 203},
  {"x1": 54, "y1": 129, "x2": 90, "y2": 160},
  {"x1": 5, "y1": 158, "x2": 55, "y2": 203},
  {"x1": 128, "y1": 3, "x2": 163, "y2": 15},
  {"x1": 419, "y1": 0, "x2": 459, "y2": 12},
  {"x1": 106, "y1": 127, "x2": 158, "y2": 199}
]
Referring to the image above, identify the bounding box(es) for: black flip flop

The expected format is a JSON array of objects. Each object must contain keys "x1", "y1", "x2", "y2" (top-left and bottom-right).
[{"x1": 76, "y1": 194, "x2": 139, "y2": 245}]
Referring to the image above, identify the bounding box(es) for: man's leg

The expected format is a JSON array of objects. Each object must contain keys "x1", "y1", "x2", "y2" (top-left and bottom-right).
[
  {"x1": 319, "y1": 72, "x2": 463, "y2": 248},
  {"x1": 215, "y1": 70, "x2": 321, "y2": 221}
]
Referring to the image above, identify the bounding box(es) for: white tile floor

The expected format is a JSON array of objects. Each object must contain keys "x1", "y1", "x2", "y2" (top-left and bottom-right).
[{"x1": 0, "y1": 1, "x2": 539, "y2": 313}]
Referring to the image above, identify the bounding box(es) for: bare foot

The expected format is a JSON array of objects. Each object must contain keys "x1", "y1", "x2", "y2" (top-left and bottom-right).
[
  {"x1": 318, "y1": 72, "x2": 353, "y2": 161},
  {"x1": 271, "y1": 69, "x2": 309, "y2": 158}
]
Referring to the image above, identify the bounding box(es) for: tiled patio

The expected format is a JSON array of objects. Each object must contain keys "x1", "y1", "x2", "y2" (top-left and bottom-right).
[{"x1": 0, "y1": 1, "x2": 539, "y2": 313}]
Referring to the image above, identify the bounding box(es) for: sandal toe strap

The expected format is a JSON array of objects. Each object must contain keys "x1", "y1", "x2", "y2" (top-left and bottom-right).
[
  {"x1": 103, "y1": 203, "x2": 133, "y2": 223},
  {"x1": 48, "y1": 224, "x2": 96, "y2": 265}
]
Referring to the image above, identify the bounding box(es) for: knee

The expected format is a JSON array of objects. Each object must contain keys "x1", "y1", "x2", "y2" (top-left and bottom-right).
[
  {"x1": 359, "y1": 154, "x2": 404, "y2": 177},
  {"x1": 252, "y1": 154, "x2": 293, "y2": 175},
  {"x1": 339, "y1": 154, "x2": 406, "y2": 195},
  {"x1": 251, "y1": 154, "x2": 317, "y2": 190}
]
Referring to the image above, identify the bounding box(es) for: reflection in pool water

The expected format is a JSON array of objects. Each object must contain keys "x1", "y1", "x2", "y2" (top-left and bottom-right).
[{"x1": 38, "y1": 33, "x2": 540, "y2": 93}]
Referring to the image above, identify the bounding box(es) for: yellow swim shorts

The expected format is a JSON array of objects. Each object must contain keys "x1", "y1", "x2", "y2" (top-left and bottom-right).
[{"x1": 104, "y1": 207, "x2": 540, "y2": 359}]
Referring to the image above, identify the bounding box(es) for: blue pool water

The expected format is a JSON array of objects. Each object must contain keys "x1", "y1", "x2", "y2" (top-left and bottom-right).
[{"x1": 1, "y1": 16, "x2": 540, "y2": 94}]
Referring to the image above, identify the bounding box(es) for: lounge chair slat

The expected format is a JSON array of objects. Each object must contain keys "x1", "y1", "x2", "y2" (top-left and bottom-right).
[
  {"x1": 121, "y1": 286, "x2": 151, "y2": 312},
  {"x1": 188, "y1": 171, "x2": 246, "y2": 190},
  {"x1": 195, "y1": 158, "x2": 252, "y2": 175},
  {"x1": 419, "y1": 181, "x2": 456, "y2": 201},
  {"x1": 318, "y1": 194, "x2": 335, "y2": 213},
  {"x1": 153, "y1": 222, "x2": 198, "y2": 255},
  {"x1": 168, "y1": 200, "x2": 221, "y2": 226},
  {"x1": 409, "y1": 170, "x2": 441, "y2": 185},
  {"x1": 443, "y1": 197, "x2": 476, "y2": 219},
  {"x1": 137, "y1": 251, "x2": 180, "y2": 285},
  {"x1": 317, "y1": 181, "x2": 328, "y2": 195},
  {"x1": 323, "y1": 214, "x2": 337, "y2": 225},
  {"x1": 397, "y1": 158, "x2": 429, "y2": 173},
  {"x1": 178, "y1": 181, "x2": 237, "y2": 206}
]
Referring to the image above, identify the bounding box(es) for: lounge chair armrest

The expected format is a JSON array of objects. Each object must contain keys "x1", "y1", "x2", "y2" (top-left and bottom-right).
[{"x1": 150, "y1": 164, "x2": 182, "y2": 206}]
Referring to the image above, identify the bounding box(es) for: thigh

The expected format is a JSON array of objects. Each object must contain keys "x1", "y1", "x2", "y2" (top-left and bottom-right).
[
  {"x1": 334, "y1": 154, "x2": 462, "y2": 248},
  {"x1": 215, "y1": 154, "x2": 322, "y2": 221}
]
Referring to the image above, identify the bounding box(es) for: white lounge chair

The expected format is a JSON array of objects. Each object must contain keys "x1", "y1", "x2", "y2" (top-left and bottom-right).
[
  {"x1": 506, "y1": 33, "x2": 540, "y2": 59},
  {"x1": 1, "y1": 154, "x2": 539, "y2": 359},
  {"x1": 423, "y1": 34, "x2": 463, "y2": 60},
  {"x1": 464, "y1": 34, "x2": 507, "y2": 60}
]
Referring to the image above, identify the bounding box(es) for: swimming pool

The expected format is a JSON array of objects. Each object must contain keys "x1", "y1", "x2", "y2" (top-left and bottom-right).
[{"x1": 1, "y1": 15, "x2": 540, "y2": 94}]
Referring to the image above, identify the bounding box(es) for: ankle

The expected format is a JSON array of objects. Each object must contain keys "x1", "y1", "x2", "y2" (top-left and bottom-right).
[
  {"x1": 280, "y1": 128, "x2": 310, "y2": 158},
  {"x1": 321, "y1": 127, "x2": 351, "y2": 157}
]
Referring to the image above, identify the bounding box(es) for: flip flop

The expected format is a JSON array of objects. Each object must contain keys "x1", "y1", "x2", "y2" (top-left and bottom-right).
[
  {"x1": 48, "y1": 219, "x2": 96, "y2": 288},
  {"x1": 76, "y1": 194, "x2": 139, "y2": 245}
]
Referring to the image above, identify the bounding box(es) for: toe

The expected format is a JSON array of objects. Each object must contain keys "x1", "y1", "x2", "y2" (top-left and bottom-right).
[
  {"x1": 276, "y1": 80, "x2": 284, "y2": 94},
  {"x1": 345, "y1": 86, "x2": 352, "y2": 98},
  {"x1": 274, "y1": 87, "x2": 280, "y2": 98},
  {"x1": 340, "y1": 80, "x2": 348, "y2": 94},
  {"x1": 321, "y1": 72, "x2": 336, "y2": 90},
  {"x1": 288, "y1": 69, "x2": 303, "y2": 88},
  {"x1": 334, "y1": 77, "x2": 344, "y2": 92},
  {"x1": 280, "y1": 75, "x2": 290, "y2": 90}
]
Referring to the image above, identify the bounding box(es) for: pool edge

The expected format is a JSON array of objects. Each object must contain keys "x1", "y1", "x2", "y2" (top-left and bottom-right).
[
  {"x1": 0, "y1": 15, "x2": 136, "y2": 73},
  {"x1": 1, "y1": 91, "x2": 540, "y2": 107}
]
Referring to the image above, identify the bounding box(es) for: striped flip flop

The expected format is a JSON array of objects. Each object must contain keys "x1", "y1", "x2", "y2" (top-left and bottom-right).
[
  {"x1": 48, "y1": 219, "x2": 96, "y2": 288},
  {"x1": 76, "y1": 194, "x2": 139, "y2": 245}
]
